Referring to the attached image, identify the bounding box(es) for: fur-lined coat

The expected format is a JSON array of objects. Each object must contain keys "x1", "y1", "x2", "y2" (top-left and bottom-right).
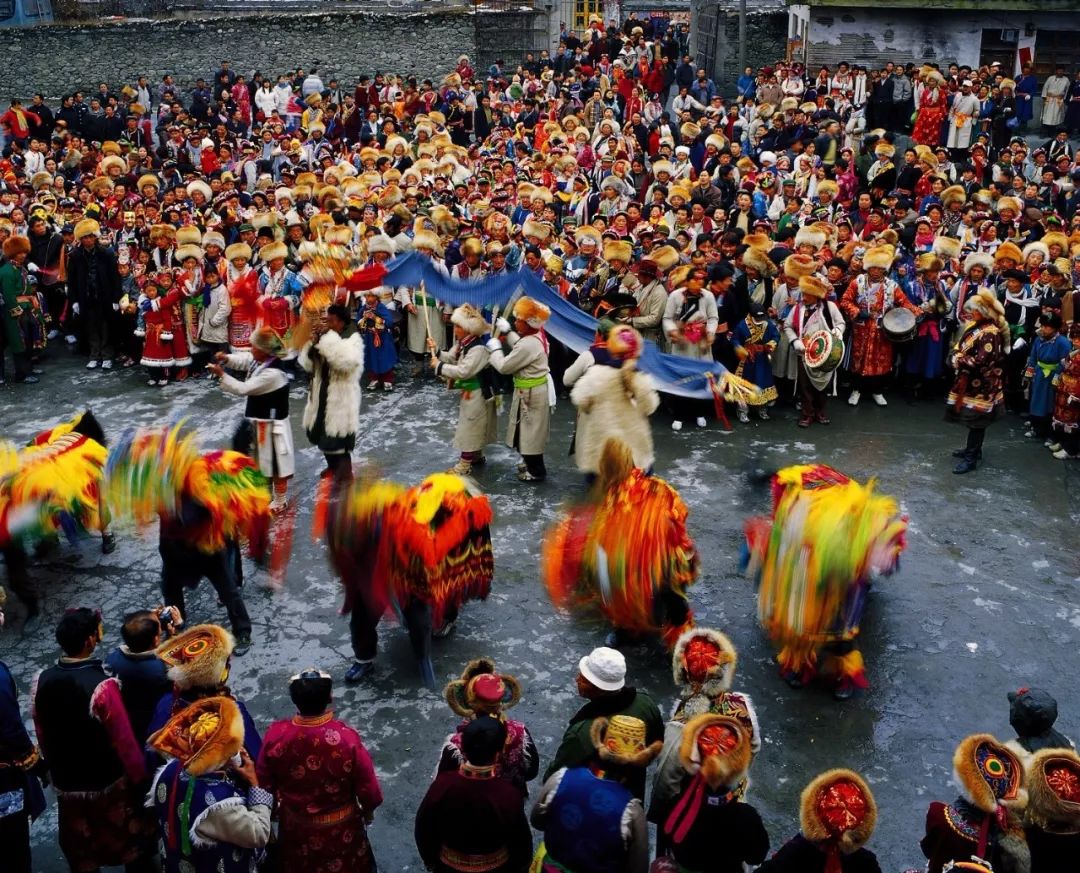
[
  {"x1": 299, "y1": 326, "x2": 364, "y2": 452},
  {"x1": 570, "y1": 364, "x2": 659, "y2": 474}
]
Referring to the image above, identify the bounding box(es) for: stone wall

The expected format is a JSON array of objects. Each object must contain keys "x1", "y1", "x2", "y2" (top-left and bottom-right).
[
  {"x1": 691, "y1": 0, "x2": 788, "y2": 95},
  {"x1": 0, "y1": 10, "x2": 552, "y2": 100}
]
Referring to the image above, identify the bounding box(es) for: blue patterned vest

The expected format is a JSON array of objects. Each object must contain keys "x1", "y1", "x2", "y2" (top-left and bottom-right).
[
  {"x1": 545, "y1": 768, "x2": 632, "y2": 873},
  {"x1": 152, "y1": 759, "x2": 257, "y2": 873}
]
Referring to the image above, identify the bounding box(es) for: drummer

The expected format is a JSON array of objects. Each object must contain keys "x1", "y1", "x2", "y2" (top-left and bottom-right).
[
  {"x1": 839, "y1": 244, "x2": 921, "y2": 408},
  {"x1": 784, "y1": 274, "x2": 846, "y2": 428}
]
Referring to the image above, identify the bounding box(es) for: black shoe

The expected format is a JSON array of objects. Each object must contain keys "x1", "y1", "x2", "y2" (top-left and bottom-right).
[
  {"x1": 833, "y1": 678, "x2": 856, "y2": 701},
  {"x1": 603, "y1": 630, "x2": 621, "y2": 648},
  {"x1": 101, "y1": 532, "x2": 117, "y2": 554},
  {"x1": 233, "y1": 634, "x2": 253, "y2": 656},
  {"x1": 953, "y1": 454, "x2": 979, "y2": 474},
  {"x1": 344, "y1": 661, "x2": 375, "y2": 684}
]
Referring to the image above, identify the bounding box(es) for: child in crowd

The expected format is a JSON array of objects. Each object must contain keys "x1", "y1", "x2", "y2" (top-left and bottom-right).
[
  {"x1": 197, "y1": 269, "x2": 231, "y2": 361},
  {"x1": 358, "y1": 288, "x2": 396, "y2": 391},
  {"x1": 1024, "y1": 312, "x2": 1071, "y2": 440},
  {"x1": 732, "y1": 302, "x2": 779, "y2": 423}
]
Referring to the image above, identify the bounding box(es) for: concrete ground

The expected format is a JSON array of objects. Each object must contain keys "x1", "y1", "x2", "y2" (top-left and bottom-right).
[{"x1": 1, "y1": 351, "x2": 1078, "y2": 872}]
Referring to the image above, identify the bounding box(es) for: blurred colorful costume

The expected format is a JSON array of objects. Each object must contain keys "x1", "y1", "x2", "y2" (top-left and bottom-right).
[
  {"x1": 744, "y1": 464, "x2": 907, "y2": 698},
  {"x1": 542, "y1": 439, "x2": 698, "y2": 648},
  {"x1": 320, "y1": 472, "x2": 494, "y2": 687}
]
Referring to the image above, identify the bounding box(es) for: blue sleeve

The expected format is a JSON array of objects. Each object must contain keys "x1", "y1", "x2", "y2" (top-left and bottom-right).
[
  {"x1": 239, "y1": 700, "x2": 262, "y2": 760},
  {"x1": 1028, "y1": 339, "x2": 1039, "y2": 368},
  {"x1": 0, "y1": 663, "x2": 35, "y2": 765}
]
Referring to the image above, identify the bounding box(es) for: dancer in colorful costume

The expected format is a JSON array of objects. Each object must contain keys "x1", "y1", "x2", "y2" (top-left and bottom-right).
[
  {"x1": 320, "y1": 472, "x2": 494, "y2": 688},
  {"x1": 104, "y1": 424, "x2": 271, "y2": 647},
  {"x1": 744, "y1": 464, "x2": 908, "y2": 700},
  {"x1": 0, "y1": 411, "x2": 114, "y2": 618},
  {"x1": 542, "y1": 437, "x2": 698, "y2": 649}
]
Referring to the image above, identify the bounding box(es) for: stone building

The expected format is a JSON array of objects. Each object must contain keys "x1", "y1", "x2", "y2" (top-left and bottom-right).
[
  {"x1": 788, "y1": 0, "x2": 1080, "y2": 76},
  {"x1": 689, "y1": 0, "x2": 789, "y2": 95}
]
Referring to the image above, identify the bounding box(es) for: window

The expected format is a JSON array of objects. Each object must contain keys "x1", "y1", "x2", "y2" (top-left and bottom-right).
[
  {"x1": 980, "y1": 29, "x2": 1016, "y2": 73},
  {"x1": 1033, "y1": 30, "x2": 1080, "y2": 79},
  {"x1": 570, "y1": 0, "x2": 602, "y2": 34}
]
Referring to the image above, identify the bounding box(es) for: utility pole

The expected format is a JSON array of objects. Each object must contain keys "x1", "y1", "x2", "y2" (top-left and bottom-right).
[{"x1": 737, "y1": 0, "x2": 747, "y2": 76}]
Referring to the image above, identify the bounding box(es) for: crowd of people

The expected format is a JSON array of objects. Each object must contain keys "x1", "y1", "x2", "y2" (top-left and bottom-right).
[
  {"x1": 1, "y1": 12, "x2": 1080, "y2": 872},
  {"x1": 2, "y1": 606, "x2": 1077, "y2": 873}
]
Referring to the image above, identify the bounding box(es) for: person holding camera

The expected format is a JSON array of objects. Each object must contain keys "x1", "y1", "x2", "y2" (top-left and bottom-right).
[{"x1": 104, "y1": 606, "x2": 181, "y2": 745}]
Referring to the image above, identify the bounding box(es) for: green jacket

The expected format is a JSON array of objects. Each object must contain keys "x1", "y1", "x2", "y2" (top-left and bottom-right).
[
  {"x1": 543, "y1": 687, "x2": 664, "y2": 800},
  {"x1": 0, "y1": 261, "x2": 29, "y2": 355}
]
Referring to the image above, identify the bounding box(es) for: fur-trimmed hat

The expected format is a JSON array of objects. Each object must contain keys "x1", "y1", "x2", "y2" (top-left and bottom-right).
[
  {"x1": 742, "y1": 246, "x2": 778, "y2": 278},
  {"x1": 678, "y1": 714, "x2": 753, "y2": 791},
  {"x1": 915, "y1": 253, "x2": 944, "y2": 273},
  {"x1": 680, "y1": 122, "x2": 701, "y2": 142},
  {"x1": 224, "y1": 242, "x2": 252, "y2": 262},
  {"x1": 799, "y1": 274, "x2": 831, "y2": 299},
  {"x1": 186, "y1": 180, "x2": 212, "y2": 202},
  {"x1": 367, "y1": 234, "x2": 396, "y2": 257},
  {"x1": 261, "y1": 241, "x2": 288, "y2": 262},
  {"x1": 136, "y1": 173, "x2": 160, "y2": 192},
  {"x1": 2, "y1": 235, "x2": 31, "y2": 259},
  {"x1": 783, "y1": 253, "x2": 818, "y2": 279},
  {"x1": 147, "y1": 696, "x2": 243, "y2": 777},
  {"x1": 512, "y1": 296, "x2": 550, "y2": 329},
  {"x1": 522, "y1": 218, "x2": 552, "y2": 241},
  {"x1": 672, "y1": 626, "x2": 738, "y2": 689},
  {"x1": 1042, "y1": 231, "x2": 1069, "y2": 253},
  {"x1": 649, "y1": 244, "x2": 681, "y2": 273},
  {"x1": 795, "y1": 226, "x2": 827, "y2": 251},
  {"x1": 1023, "y1": 241, "x2": 1049, "y2": 263},
  {"x1": 931, "y1": 236, "x2": 962, "y2": 260},
  {"x1": 940, "y1": 185, "x2": 967, "y2": 208},
  {"x1": 99, "y1": 155, "x2": 126, "y2": 175},
  {"x1": 874, "y1": 140, "x2": 895, "y2": 158},
  {"x1": 997, "y1": 196, "x2": 1022, "y2": 216},
  {"x1": 73, "y1": 218, "x2": 100, "y2": 240},
  {"x1": 1024, "y1": 748, "x2": 1080, "y2": 834},
  {"x1": 603, "y1": 239, "x2": 633, "y2": 264},
  {"x1": 962, "y1": 252, "x2": 993, "y2": 276},
  {"x1": 590, "y1": 715, "x2": 663, "y2": 768},
  {"x1": 816, "y1": 179, "x2": 839, "y2": 198},
  {"x1": 175, "y1": 244, "x2": 203, "y2": 263},
  {"x1": 87, "y1": 176, "x2": 114, "y2": 196},
  {"x1": 444, "y1": 657, "x2": 521, "y2": 717},
  {"x1": 202, "y1": 231, "x2": 225, "y2": 251},
  {"x1": 413, "y1": 229, "x2": 444, "y2": 256},
  {"x1": 993, "y1": 241, "x2": 1023, "y2": 265},
  {"x1": 800, "y1": 769, "x2": 878, "y2": 854},
  {"x1": 952, "y1": 734, "x2": 1027, "y2": 815},
  {"x1": 451, "y1": 303, "x2": 490, "y2": 337},
  {"x1": 742, "y1": 232, "x2": 772, "y2": 251},
  {"x1": 149, "y1": 223, "x2": 176, "y2": 244},
  {"x1": 175, "y1": 226, "x2": 202, "y2": 247},
  {"x1": 862, "y1": 245, "x2": 895, "y2": 270},
  {"x1": 156, "y1": 624, "x2": 235, "y2": 692},
  {"x1": 575, "y1": 225, "x2": 603, "y2": 249}
]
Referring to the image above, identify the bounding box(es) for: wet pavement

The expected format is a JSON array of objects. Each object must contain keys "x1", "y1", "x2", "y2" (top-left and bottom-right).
[{"x1": 2, "y1": 352, "x2": 1078, "y2": 872}]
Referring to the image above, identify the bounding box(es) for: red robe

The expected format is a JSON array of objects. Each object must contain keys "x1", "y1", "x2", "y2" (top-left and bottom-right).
[
  {"x1": 840, "y1": 277, "x2": 919, "y2": 378},
  {"x1": 256, "y1": 712, "x2": 382, "y2": 873},
  {"x1": 913, "y1": 87, "x2": 948, "y2": 146}
]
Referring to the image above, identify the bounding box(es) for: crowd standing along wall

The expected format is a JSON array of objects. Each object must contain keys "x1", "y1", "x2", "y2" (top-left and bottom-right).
[{"x1": 0, "y1": 10, "x2": 549, "y2": 100}]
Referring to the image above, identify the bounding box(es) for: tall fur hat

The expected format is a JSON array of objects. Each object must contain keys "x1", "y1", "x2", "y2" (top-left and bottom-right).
[
  {"x1": 523, "y1": 218, "x2": 552, "y2": 241},
  {"x1": 323, "y1": 226, "x2": 352, "y2": 247},
  {"x1": 672, "y1": 626, "x2": 738, "y2": 689},
  {"x1": 862, "y1": 245, "x2": 895, "y2": 270},
  {"x1": 996, "y1": 196, "x2": 1022, "y2": 216},
  {"x1": 931, "y1": 236, "x2": 962, "y2": 260},
  {"x1": 874, "y1": 140, "x2": 895, "y2": 158},
  {"x1": 963, "y1": 252, "x2": 993, "y2": 275},
  {"x1": 150, "y1": 223, "x2": 176, "y2": 243},
  {"x1": 99, "y1": 155, "x2": 126, "y2": 175},
  {"x1": 147, "y1": 696, "x2": 243, "y2": 777},
  {"x1": 940, "y1": 185, "x2": 968, "y2": 208},
  {"x1": 2, "y1": 235, "x2": 31, "y2": 259},
  {"x1": 742, "y1": 232, "x2": 772, "y2": 251},
  {"x1": 816, "y1": 179, "x2": 839, "y2": 198},
  {"x1": 261, "y1": 241, "x2": 288, "y2": 262},
  {"x1": 574, "y1": 225, "x2": 603, "y2": 249},
  {"x1": 603, "y1": 239, "x2": 633, "y2": 264},
  {"x1": 795, "y1": 226, "x2": 827, "y2": 251},
  {"x1": 993, "y1": 241, "x2": 1023, "y2": 265},
  {"x1": 87, "y1": 176, "x2": 114, "y2": 196},
  {"x1": 224, "y1": 242, "x2": 252, "y2": 262},
  {"x1": 175, "y1": 225, "x2": 202, "y2": 247},
  {"x1": 1022, "y1": 241, "x2": 1049, "y2": 263},
  {"x1": 652, "y1": 159, "x2": 674, "y2": 177},
  {"x1": 512, "y1": 296, "x2": 550, "y2": 328},
  {"x1": 799, "y1": 275, "x2": 831, "y2": 299},
  {"x1": 952, "y1": 733, "x2": 1027, "y2": 815},
  {"x1": 175, "y1": 244, "x2": 203, "y2": 264},
  {"x1": 783, "y1": 253, "x2": 818, "y2": 279},
  {"x1": 186, "y1": 180, "x2": 212, "y2": 202},
  {"x1": 743, "y1": 246, "x2": 778, "y2": 278},
  {"x1": 451, "y1": 303, "x2": 490, "y2": 337},
  {"x1": 156, "y1": 624, "x2": 235, "y2": 692},
  {"x1": 460, "y1": 237, "x2": 484, "y2": 259},
  {"x1": 649, "y1": 244, "x2": 681, "y2": 273},
  {"x1": 367, "y1": 234, "x2": 396, "y2": 257},
  {"x1": 1024, "y1": 748, "x2": 1080, "y2": 833},
  {"x1": 73, "y1": 218, "x2": 100, "y2": 240},
  {"x1": 412, "y1": 229, "x2": 444, "y2": 256},
  {"x1": 800, "y1": 769, "x2": 878, "y2": 854},
  {"x1": 444, "y1": 657, "x2": 521, "y2": 717},
  {"x1": 915, "y1": 253, "x2": 944, "y2": 273},
  {"x1": 1042, "y1": 231, "x2": 1069, "y2": 253},
  {"x1": 590, "y1": 715, "x2": 663, "y2": 768},
  {"x1": 678, "y1": 715, "x2": 753, "y2": 791}
]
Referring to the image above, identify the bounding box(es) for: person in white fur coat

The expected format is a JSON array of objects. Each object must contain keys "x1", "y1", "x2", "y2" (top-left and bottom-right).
[
  {"x1": 570, "y1": 324, "x2": 660, "y2": 480},
  {"x1": 298, "y1": 304, "x2": 364, "y2": 480}
]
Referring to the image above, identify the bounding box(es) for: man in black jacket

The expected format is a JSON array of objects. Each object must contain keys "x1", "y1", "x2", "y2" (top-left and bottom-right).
[{"x1": 66, "y1": 218, "x2": 120, "y2": 369}]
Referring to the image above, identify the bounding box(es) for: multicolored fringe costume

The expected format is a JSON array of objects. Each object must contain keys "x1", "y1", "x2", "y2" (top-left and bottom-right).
[
  {"x1": 542, "y1": 461, "x2": 698, "y2": 648},
  {"x1": 318, "y1": 472, "x2": 494, "y2": 681},
  {"x1": 104, "y1": 423, "x2": 270, "y2": 555},
  {"x1": 743, "y1": 464, "x2": 907, "y2": 693},
  {"x1": 0, "y1": 411, "x2": 108, "y2": 549}
]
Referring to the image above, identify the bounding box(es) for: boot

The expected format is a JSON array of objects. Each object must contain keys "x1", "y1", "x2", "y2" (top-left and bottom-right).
[
  {"x1": 951, "y1": 447, "x2": 983, "y2": 459},
  {"x1": 953, "y1": 449, "x2": 979, "y2": 474},
  {"x1": 418, "y1": 656, "x2": 437, "y2": 691}
]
